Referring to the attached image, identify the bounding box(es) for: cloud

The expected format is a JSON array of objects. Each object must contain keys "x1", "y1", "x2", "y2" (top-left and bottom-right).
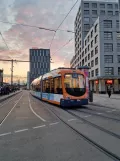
[{"x1": 0, "y1": 0, "x2": 79, "y2": 79}]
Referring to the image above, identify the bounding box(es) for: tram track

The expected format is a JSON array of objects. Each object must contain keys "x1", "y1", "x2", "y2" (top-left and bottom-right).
[
  {"x1": 36, "y1": 99, "x2": 120, "y2": 161},
  {"x1": 76, "y1": 108, "x2": 120, "y2": 122}
]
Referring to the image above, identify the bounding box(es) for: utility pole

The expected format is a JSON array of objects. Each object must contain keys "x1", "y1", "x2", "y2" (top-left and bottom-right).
[{"x1": 11, "y1": 59, "x2": 14, "y2": 85}]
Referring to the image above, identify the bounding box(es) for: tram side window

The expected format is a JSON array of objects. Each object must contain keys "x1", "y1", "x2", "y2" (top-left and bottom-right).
[
  {"x1": 54, "y1": 77, "x2": 63, "y2": 94},
  {"x1": 42, "y1": 80, "x2": 50, "y2": 93},
  {"x1": 50, "y1": 79, "x2": 54, "y2": 93},
  {"x1": 42, "y1": 80, "x2": 46, "y2": 93}
]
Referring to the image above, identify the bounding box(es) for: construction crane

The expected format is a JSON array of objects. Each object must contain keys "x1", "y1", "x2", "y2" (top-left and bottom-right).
[{"x1": 0, "y1": 59, "x2": 29, "y2": 85}]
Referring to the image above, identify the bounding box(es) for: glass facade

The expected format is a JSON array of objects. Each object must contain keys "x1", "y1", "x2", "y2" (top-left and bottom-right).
[{"x1": 29, "y1": 49, "x2": 50, "y2": 83}]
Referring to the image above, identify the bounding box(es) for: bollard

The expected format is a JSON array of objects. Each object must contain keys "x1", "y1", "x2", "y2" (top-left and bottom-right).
[{"x1": 89, "y1": 90, "x2": 93, "y2": 102}]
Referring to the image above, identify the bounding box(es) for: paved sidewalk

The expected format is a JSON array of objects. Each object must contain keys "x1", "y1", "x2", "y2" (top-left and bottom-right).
[
  {"x1": 89, "y1": 93, "x2": 120, "y2": 109},
  {"x1": 0, "y1": 90, "x2": 22, "y2": 102}
]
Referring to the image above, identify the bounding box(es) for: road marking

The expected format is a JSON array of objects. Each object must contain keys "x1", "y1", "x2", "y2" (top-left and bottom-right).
[
  {"x1": 0, "y1": 94, "x2": 23, "y2": 126},
  {"x1": 106, "y1": 111, "x2": 112, "y2": 113},
  {"x1": 28, "y1": 95, "x2": 46, "y2": 122},
  {"x1": 68, "y1": 118, "x2": 77, "y2": 122},
  {"x1": 49, "y1": 122, "x2": 59, "y2": 125},
  {"x1": 15, "y1": 128, "x2": 28, "y2": 133},
  {"x1": 33, "y1": 125, "x2": 46, "y2": 129},
  {"x1": 0, "y1": 132, "x2": 11, "y2": 137},
  {"x1": 97, "y1": 113, "x2": 103, "y2": 115},
  {"x1": 84, "y1": 115, "x2": 92, "y2": 118},
  {"x1": 0, "y1": 94, "x2": 20, "y2": 108},
  {"x1": 111, "y1": 109, "x2": 117, "y2": 112}
]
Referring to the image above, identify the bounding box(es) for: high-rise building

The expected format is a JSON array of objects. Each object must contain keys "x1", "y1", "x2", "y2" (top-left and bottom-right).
[
  {"x1": 70, "y1": 0, "x2": 120, "y2": 93},
  {"x1": 29, "y1": 48, "x2": 50, "y2": 84}
]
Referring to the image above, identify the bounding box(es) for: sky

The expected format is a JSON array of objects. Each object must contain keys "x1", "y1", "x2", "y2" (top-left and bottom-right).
[
  {"x1": 0, "y1": 0, "x2": 117, "y2": 83},
  {"x1": 0, "y1": 0, "x2": 80, "y2": 83}
]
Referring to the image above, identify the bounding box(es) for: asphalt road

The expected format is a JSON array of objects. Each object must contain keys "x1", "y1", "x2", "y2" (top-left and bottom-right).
[{"x1": 0, "y1": 90, "x2": 119, "y2": 161}]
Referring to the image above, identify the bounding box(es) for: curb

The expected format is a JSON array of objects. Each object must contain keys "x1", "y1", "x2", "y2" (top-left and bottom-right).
[{"x1": 0, "y1": 90, "x2": 22, "y2": 103}]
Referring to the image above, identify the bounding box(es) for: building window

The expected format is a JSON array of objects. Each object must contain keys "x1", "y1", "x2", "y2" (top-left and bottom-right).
[
  {"x1": 107, "y1": 4, "x2": 113, "y2": 9},
  {"x1": 104, "y1": 55, "x2": 113, "y2": 63},
  {"x1": 84, "y1": 3, "x2": 89, "y2": 8},
  {"x1": 85, "y1": 56, "x2": 87, "y2": 62},
  {"x1": 117, "y1": 32, "x2": 120, "y2": 39},
  {"x1": 84, "y1": 10, "x2": 89, "y2": 15},
  {"x1": 95, "y1": 24, "x2": 98, "y2": 33},
  {"x1": 91, "y1": 30, "x2": 93, "y2": 38},
  {"x1": 117, "y1": 43, "x2": 120, "y2": 52},
  {"x1": 85, "y1": 48, "x2": 87, "y2": 54},
  {"x1": 115, "y1": 11, "x2": 119, "y2": 16},
  {"x1": 118, "y1": 55, "x2": 120, "y2": 63},
  {"x1": 95, "y1": 68, "x2": 99, "y2": 76},
  {"x1": 104, "y1": 43, "x2": 113, "y2": 52},
  {"x1": 104, "y1": 20, "x2": 112, "y2": 28},
  {"x1": 88, "y1": 53, "x2": 90, "y2": 60},
  {"x1": 116, "y1": 20, "x2": 119, "y2": 28},
  {"x1": 84, "y1": 24, "x2": 90, "y2": 30},
  {"x1": 91, "y1": 70, "x2": 94, "y2": 77},
  {"x1": 105, "y1": 67, "x2": 114, "y2": 75},
  {"x1": 118, "y1": 67, "x2": 120, "y2": 75},
  {"x1": 95, "y1": 46, "x2": 98, "y2": 54},
  {"x1": 82, "y1": 51, "x2": 84, "y2": 57},
  {"x1": 95, "y1": 35, "x2": 98, "y2": 43},
  {"x1": 91, "y1": 60, "x2": 94, "y2": 67},
  {"x1": 100, "y1": 4, "x2": 105, "y2": 8},
  {"x1": 88, "y1": 62, "x2": 90, "y2": 67},
  {"x1": 85, "y1": 40, "x2": 87, "y2": 46},
  {"x1": 91, "y1": 40, "x2": 93, "y2": 48},
  {"x1": 92, "y1": 3, "x2": 97, "y2": 8},
  {"x1": 88, "y1": 45, "x2": 90, "y2": 51},
  {"x1": 100, "y1": 10, "x2": 105, "y2": 15},
  {"x1": 92, "y1": 10, "x2": 97, "y2": 15},
  {"x1": 88, "y1": 35, "x2": 90, "y2": 42},
  {"x1": 84, "y1": 17, "x2": 90, "y2": 23},
  {"x1": 108, "y1": 11, "x2": 113, "y2": 16},
  {"x1": 104, "y1": 32, "x2": 112, "y2": 40},
  {"x1": 91, "y1": 50, "x2": 94, "y2": 58},
  {"x1": 115, "y1": 4, "x2": 118, "y2": 9},
  {"x1": 89, "y1": 72, "x2": 90, "y2": 78},
  {"x1": 95, "y1": 57, "x2": 98, "y2": 65}
]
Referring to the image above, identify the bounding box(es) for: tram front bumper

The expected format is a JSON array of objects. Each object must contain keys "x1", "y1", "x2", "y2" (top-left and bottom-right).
[{"x1": 60, "y1": 99, "x2": 88, "y2": 107}]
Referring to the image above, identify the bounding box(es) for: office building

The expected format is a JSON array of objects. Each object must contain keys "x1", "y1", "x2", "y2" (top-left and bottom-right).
[
  {"x1": 70, "y1": 0, "x2": 120, "y2": 93},
  {"x1": 29, "y1": 48, "x2": 50, "y2": 84}
]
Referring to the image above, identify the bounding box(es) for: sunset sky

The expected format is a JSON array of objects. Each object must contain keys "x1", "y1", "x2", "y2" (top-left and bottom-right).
[{"x1": 0, "y1": 0, "x2": 80, "y2": 83}]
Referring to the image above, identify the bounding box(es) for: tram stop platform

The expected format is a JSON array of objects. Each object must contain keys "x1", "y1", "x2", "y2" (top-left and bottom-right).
[{"x1": 89, "y1": 93, "x2": 120, "y2": 109}]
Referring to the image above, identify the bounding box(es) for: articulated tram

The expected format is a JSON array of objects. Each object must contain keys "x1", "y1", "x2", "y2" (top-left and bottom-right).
[{"x1": 31, "y1": 67, "x2": 89, "y2": 107}]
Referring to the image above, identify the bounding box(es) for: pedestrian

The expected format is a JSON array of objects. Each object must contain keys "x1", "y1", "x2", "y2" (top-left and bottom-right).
[{"x1": 107, "y1": 86, "x2": 111, "y2": 98}]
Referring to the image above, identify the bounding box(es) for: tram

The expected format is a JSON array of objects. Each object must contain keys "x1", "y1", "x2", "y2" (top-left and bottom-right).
[{"x1": 31, "y1": 67, "x2": 89, "y2": 107}]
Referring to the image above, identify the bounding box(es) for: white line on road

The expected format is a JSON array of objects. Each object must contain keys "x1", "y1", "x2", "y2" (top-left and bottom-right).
[
  {"x1": 68, "y1": 118, "x2": 77, "y2": 122},
  {"x1": 15, "y1": 128, "x2": 28, "y2": 133},
  {"x1": 84, "y1": 115, "x2": 92, "y2": 118},
  {"x1": 32, "y1": 125, "x2": 46, "y2": 129},
  {"x1": 106, "y1": 111, "x2": 112, "y2": 113},
  {"x1": 0, "y1": 94, "x2": 20, "y2": 108},
  {"x1": 0, "y1": 132, "x2": 11, "y2": 137},
  {"x1": 0, "y1": 94, "x2": 23, "y2": 126},
  {"x1": 49, "y1": 122, "x2": 59, "y2": 125},
  {"x1": 111, "y1": 109, "x2": 117, "y2": 112},
  {"x1": 97, "y1": 113, "x2": 103, "y2": 115},
  {"x1": 28, "y1": 95, "x2": 46, "y2": 122}
]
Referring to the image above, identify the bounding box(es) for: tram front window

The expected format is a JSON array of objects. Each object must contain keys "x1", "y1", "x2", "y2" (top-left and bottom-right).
[{"x1": 64, "y1": 74, "x2": 86, "y2": 97}]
